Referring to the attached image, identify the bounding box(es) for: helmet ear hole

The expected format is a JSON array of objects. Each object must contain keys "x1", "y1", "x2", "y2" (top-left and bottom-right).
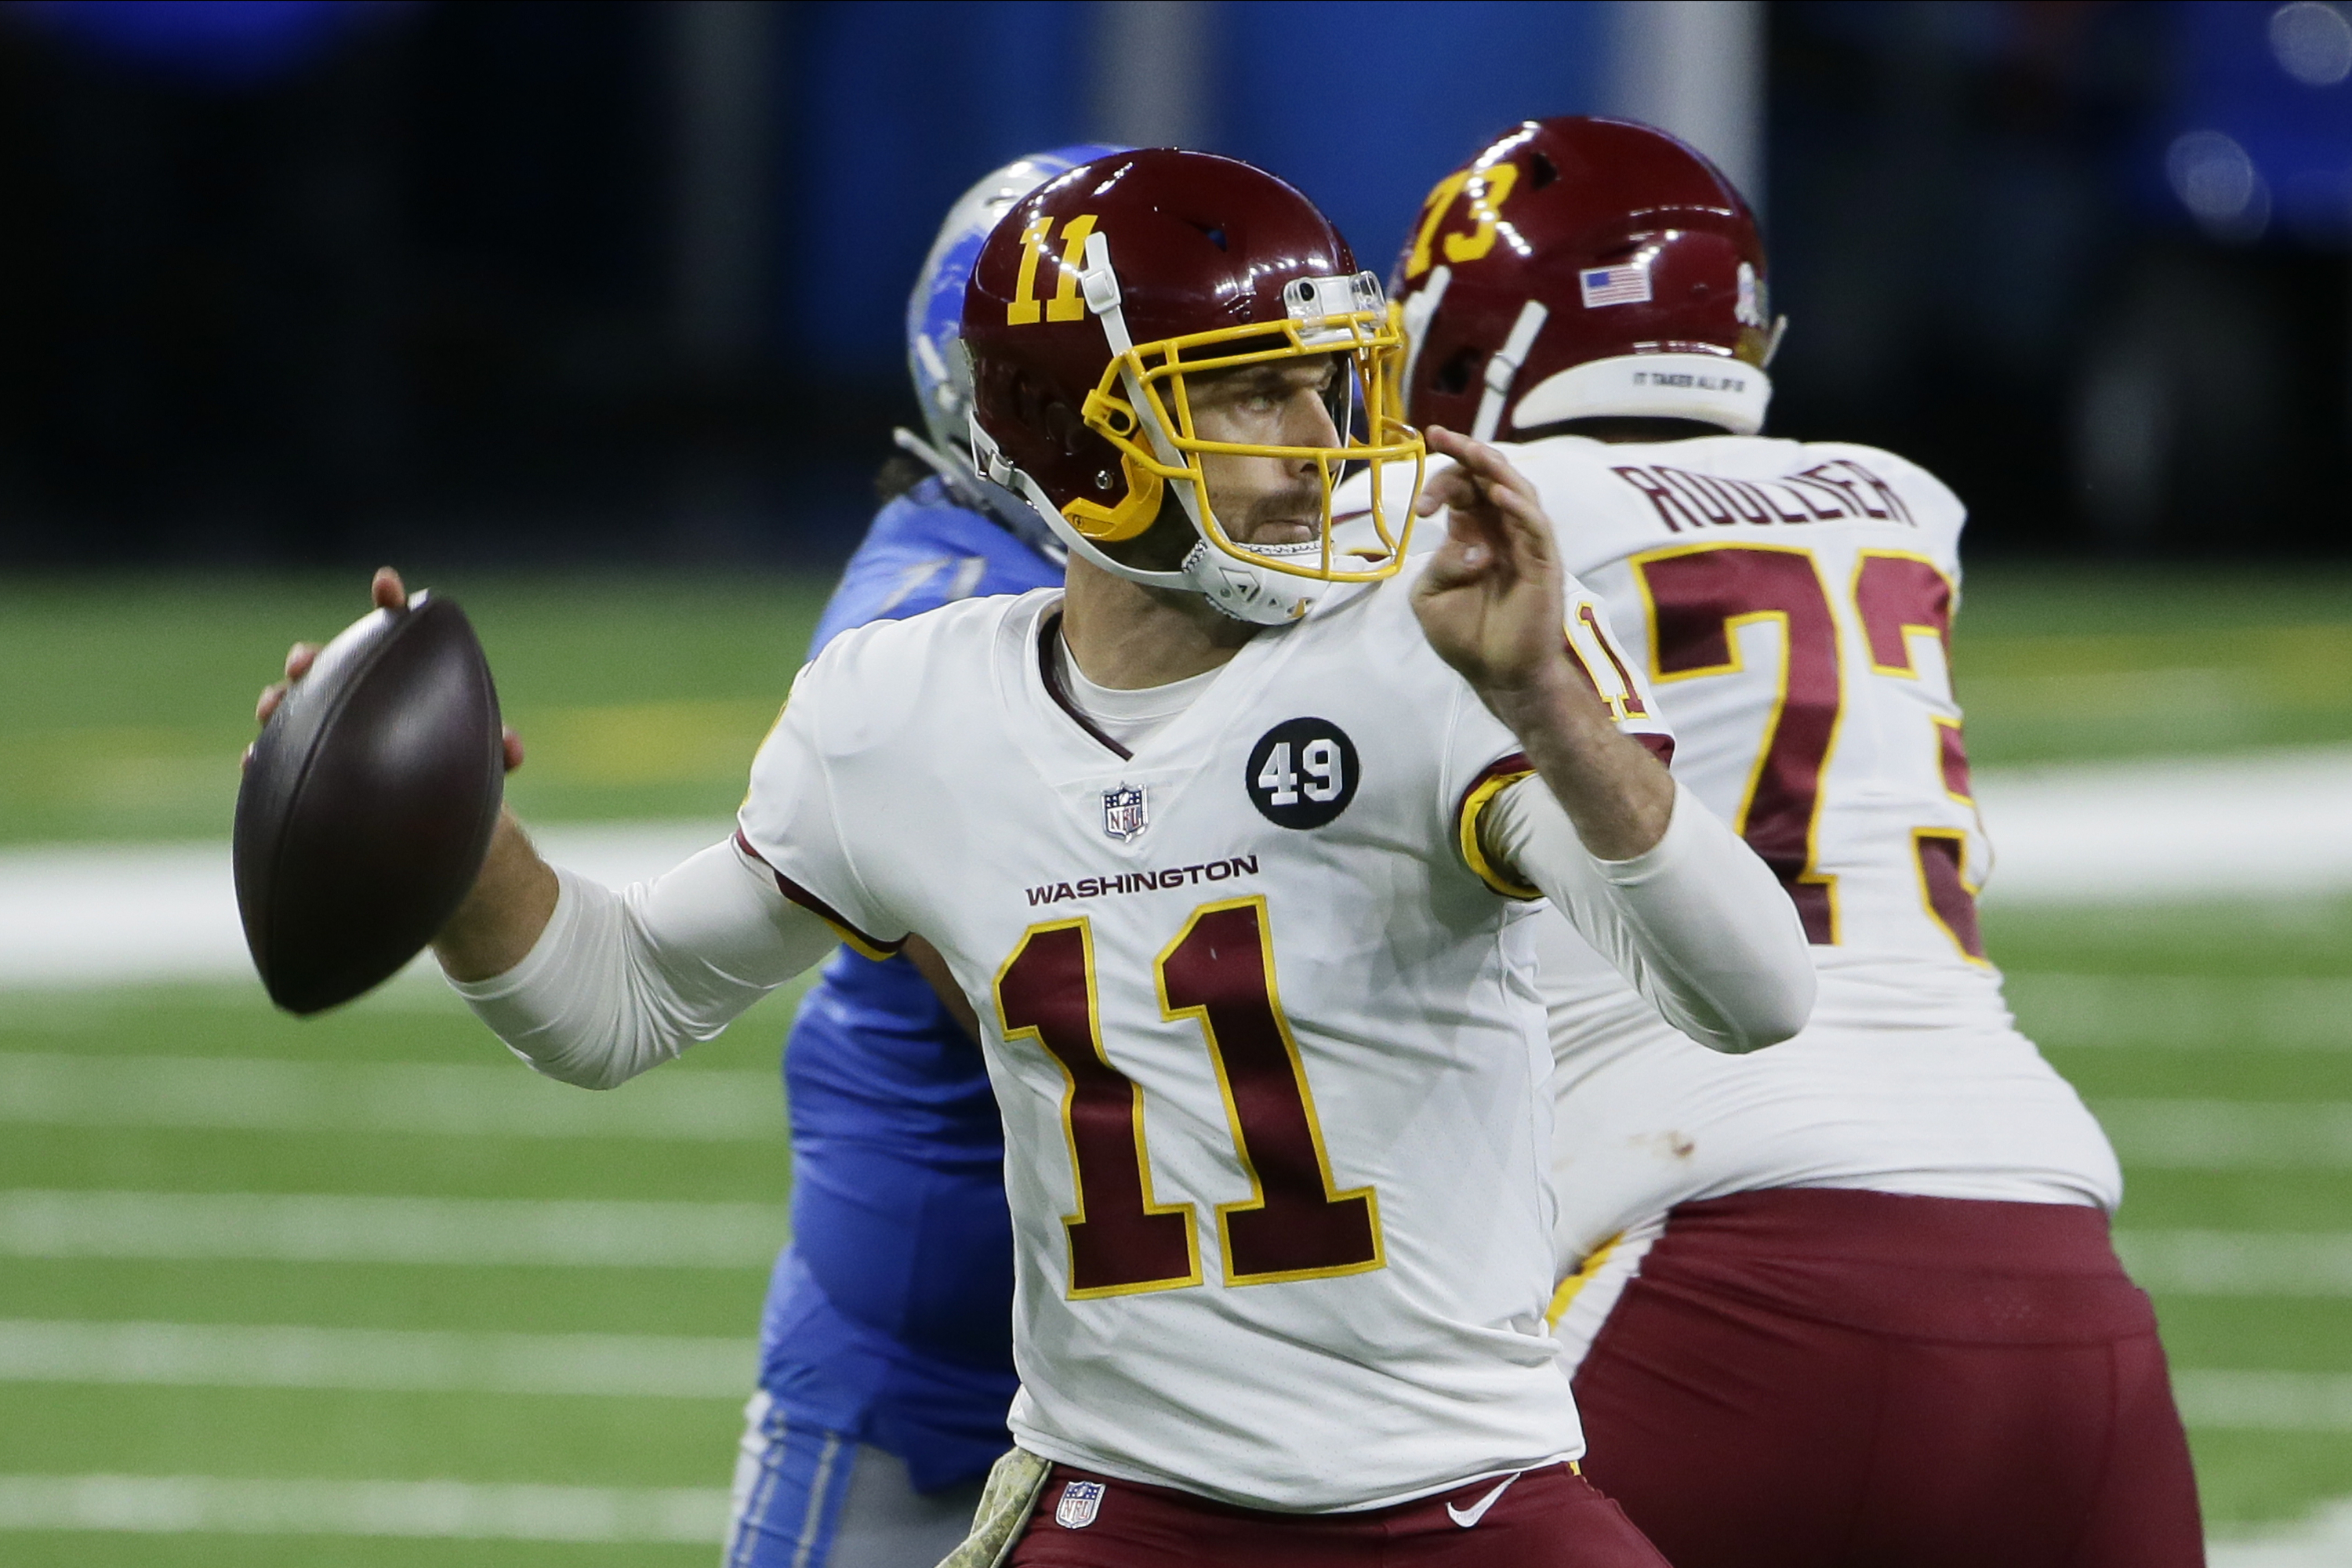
[
  {"x1": 1434, "y1": 347, "x2": 1479, "y2": 398},
  {"x1": 1528, "y1": 152, "x2": 1558, "y2": 189}
]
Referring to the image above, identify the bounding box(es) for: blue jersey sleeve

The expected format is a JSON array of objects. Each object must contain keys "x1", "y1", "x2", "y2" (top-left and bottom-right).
[
  {"x1": 759, "y1": 479, "x2": 1053, "y2": 1483},
  {"x1": 810, "y1": 478, "x2": 1064, "y2": 656}
]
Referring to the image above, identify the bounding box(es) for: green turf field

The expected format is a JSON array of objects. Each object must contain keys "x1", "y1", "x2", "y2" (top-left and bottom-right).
[
  {"x1": 4, "y1": 562, "x2": 2350, "y2": 1559},
  {"x1": 6, "y1": 561, "x2": 2352, "y2": 848},
  {"x1": 5, "y1": 909, "x2": 2347, "y2": 1559},
  {"x1": 0, "y1": 573, "x2": 833, "y2": 847}
]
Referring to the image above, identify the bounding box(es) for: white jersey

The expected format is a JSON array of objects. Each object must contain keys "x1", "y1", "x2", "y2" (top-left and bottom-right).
[
  {"x1": 1498, "y1": 434, "x2": 2122, "y2": 1266},
  {"x1": 735, "y1": 565, "x2": 1665, "y2": 1512}
]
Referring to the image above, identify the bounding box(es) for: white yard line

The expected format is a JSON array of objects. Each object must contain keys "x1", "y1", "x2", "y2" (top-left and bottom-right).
[
  {"x1": 13, "y1": 1187, "x2": 2345, "y2": 1296},
  {"x1": 0, "y1": 1189, "x2": 781, "y2": 1269},
  {"x1": 2092, "y1": 1100, "x2": 2352, "y2": 1169},
  {"x1": 13, "y1": 1189, "x2": 2347, "y2": 1299},
  {"x1": 0, "y1": 1053, "x2": 779, "y2": 1142},
  {"x1": 0, "y1": 820, "x2": 728, "y2": 989},
  {"x1": 1972, "y1": 746, "x2": 2352, "y2": 903},
  {"x1": 2004, "y1": 972, "x2": 2352, "y2": 1051},
  {"x1": 2174, "y1": 1371, "x2": 2352, "y2": 1432},
  {"x1": 27, "y1": 1053, "x2": 2347, "y2": 1169},
  {"x1": 0, "y1": 1469, "x2": 2327, "y2": 1558},
  {"x1": 2, "y1": 747, "x2": 2348, "y2": 989},
  {"x1": 0, "y1": 1474, "x2": 728, "y2": 1542},
  {"x1": 2211, "y1": 1499, "x2": 2352, "y2": 1568},
  {"x1": 2118, "y1": 1232, "x2": 2352, "y2": 1296},
  {"x1": 0, "y1": 1319, "x2": 747, "y2": 1399},
  {"x1": 0, "y1": 1315, "x2": 2336, "y2": 1436}
]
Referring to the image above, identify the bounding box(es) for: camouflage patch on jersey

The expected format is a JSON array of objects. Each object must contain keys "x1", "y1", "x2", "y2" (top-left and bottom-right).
[{"x1": 934, "y1": 1446, "x2": 1051, "y2": 1568}]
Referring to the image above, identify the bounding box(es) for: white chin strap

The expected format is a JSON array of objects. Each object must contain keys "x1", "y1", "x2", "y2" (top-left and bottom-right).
[{"x1": 1508, "y1": 351, "x2": 1773, "y2": 437}]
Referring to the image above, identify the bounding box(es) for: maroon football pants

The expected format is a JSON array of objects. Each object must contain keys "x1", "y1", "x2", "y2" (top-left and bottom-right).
[
  {"x1": 1008, "y1": 1460, "x2": 1671, "y2": 1567},
  {"x1": 1571, "y1": 1188, "x2": 2204, "y2": 1568}
]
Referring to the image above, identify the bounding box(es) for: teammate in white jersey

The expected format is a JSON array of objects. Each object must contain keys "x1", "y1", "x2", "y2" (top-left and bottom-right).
[
  {"x1": 259, "y1": 150, "x2": 1813, "y2": 1565},
  {"x1": 1372, "y1": 117, "x2": 2204, "y2": 1567}
]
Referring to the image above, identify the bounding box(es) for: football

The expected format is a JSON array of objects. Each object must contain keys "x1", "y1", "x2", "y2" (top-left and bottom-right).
[{"x1": 233, "y1": 590, "x2": 505, "y2": 1014}]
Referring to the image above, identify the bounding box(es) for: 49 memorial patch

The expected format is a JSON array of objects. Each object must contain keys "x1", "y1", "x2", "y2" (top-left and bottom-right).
[{"x1": 1247, "y1": 718, "x2": 1359, "y2": 829}]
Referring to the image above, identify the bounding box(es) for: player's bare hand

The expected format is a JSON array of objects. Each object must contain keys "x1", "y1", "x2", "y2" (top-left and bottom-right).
[
  {"x1": 254, "y1": 641, "x2": 320, "y2": 728},
  {"x1": 245, "y1": 567, "x2": 525, "y2": 774},
  {"x1": 1410, "y1": 426, "x2": 1575, "y2": 710}
]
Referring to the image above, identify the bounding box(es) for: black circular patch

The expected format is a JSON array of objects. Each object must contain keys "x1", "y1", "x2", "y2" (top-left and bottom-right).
[{"x1": 1245, "y1": 718, "x2": 1359, "y2": 829}]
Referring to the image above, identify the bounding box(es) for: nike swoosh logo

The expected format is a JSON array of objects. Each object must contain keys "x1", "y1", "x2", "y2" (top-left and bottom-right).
[{"x1": 1445, "y1": 1472, "x2": 1519, "y2": 1529}]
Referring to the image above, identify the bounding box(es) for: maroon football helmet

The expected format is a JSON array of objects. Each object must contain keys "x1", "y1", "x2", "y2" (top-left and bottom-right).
[
  {"x1": 961, "y1": 148, "x2": 1420, "y2": 625},
  {"x1": 1392, "y1": 117, "x2": 1782, "y2": 441}
]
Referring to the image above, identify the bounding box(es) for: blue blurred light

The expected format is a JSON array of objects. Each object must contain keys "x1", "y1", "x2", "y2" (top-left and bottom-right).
[
  {"x1": 789, "y1": 0, "x2": 1610, "y2": 373},
  {"x1": 791, "y1": 0, "x2": 1092, "y2": 369},
  {"x1": 1207, "y1": 0, "x2": 1609, "y2": 277},
  {"x1": 2165, "y1": 0, "x2": 2352, "y2": 244},
  {"x1": 5, "y1": 0, "x2": 405, "y2": 89}
]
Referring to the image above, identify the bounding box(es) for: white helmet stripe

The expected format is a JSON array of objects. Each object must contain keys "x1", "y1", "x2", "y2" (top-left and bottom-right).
[
  {"x1": 1472, "y1": 299, "x2": 1551, "y2": 442},
  {"x1": 1397, "y1": 264, "x2": 1450, "y2": 404}
]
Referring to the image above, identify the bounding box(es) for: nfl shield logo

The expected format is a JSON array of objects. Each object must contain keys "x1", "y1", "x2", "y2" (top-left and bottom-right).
[
  {"x1": 1102, "y1": 783, "x2": 1148, "y2": 842},
  {"x1": 1054, "y1": 1479, "x2": 1105, "y2": 1530}
]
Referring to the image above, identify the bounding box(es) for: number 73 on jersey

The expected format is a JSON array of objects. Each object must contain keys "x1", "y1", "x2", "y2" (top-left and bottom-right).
[{"x1": 1634, "y1": 542, "x2": 1984, "y2": 960}]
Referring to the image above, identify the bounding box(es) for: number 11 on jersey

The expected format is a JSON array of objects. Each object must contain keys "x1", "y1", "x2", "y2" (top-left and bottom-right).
[{"x1": 995, "y1": 898, "x2": 1384, "y2": 1299}]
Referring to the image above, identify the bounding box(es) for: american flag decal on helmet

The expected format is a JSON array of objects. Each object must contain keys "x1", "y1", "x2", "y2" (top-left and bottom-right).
[{"x1": 1579, "y1": 262, "x2": 1652, "y2": 308}]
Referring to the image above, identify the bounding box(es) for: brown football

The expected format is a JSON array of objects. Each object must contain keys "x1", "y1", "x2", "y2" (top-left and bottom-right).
[{"x1": 234, "y1": 591, "x2": 504, "y2": 1014}]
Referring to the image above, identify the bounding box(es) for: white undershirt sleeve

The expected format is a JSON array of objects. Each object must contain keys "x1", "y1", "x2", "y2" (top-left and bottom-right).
[
  {"x1": 1486, "y1": 776, "x2": 1814, "y2": 1054},
  {"x1": 447, "y1": 837, "x2": 841, "y2": 1089}
]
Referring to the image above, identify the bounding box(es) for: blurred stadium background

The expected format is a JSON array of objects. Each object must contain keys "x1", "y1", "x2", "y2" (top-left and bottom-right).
[{"x1": 2, "y1": 1, "x2": 2350, "y2": 1563}]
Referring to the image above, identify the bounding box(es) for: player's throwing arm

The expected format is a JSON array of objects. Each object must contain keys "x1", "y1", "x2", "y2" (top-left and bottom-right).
[
  {"x1": 1414, "y1": 426, "x2": 1814, "y2": 1055},
  {"x1": 251, "y1": 564, "x2": 847, "y2": 1085}
]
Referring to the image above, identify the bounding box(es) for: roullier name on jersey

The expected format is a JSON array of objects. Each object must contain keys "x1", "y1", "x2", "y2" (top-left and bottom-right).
[
  {"x1": 1612, "y1": 458, "x2": 1913, "y2": 534},
  {"x1": 1025, "y1": 856, "x2": 1261, "y2": 906}
]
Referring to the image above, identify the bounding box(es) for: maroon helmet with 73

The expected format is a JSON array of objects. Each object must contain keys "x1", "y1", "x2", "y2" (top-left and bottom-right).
[{"x1": 1392, "y1": 116, "x2": 1783, "y2": 441}]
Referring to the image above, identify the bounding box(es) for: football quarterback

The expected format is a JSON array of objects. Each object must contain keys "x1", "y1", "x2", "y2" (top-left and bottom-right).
[
  {"x1": 1380, "y1": 116, "x2": 2203, "y2": 1567},
  {"x1": 270, "y1": 148, "x2": 1815, "y2": 1567}
]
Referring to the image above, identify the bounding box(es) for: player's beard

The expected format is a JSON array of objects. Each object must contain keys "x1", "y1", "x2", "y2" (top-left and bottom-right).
[
  {"x1": 1106, "y1": 477, "x2": 1324, "y2": 572},
  {"x1": 1225, "y1": 483, "x2": 1324, "y2": 557},
  {"x1": 1098, "y1": 477, "x2": 1328, "y2": 637}
]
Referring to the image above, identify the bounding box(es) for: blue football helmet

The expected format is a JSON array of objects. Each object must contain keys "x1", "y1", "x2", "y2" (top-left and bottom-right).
[{"x1": 895, "y1": 144, "x2": 1129, "y2": 557}]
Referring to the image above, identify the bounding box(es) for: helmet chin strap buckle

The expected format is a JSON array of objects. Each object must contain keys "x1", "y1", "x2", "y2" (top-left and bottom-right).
[
  {"x1": 1079, "y1": 235, "x2": 1124, "y2": 320},
  {"x1": 971, "y1": 419, "x2": 1022, "y2": 491},
  {"x1": 1184, "y1": 540, "x2": 1323, "y2": 626}
]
